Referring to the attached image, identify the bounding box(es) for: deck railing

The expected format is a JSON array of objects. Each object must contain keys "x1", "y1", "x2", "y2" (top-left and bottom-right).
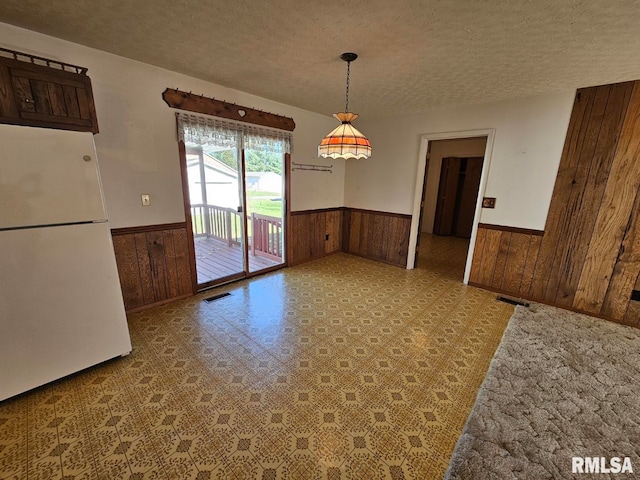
[
  {"x1": 190, "y1": 204, "x2": 282, "y2": 259},
  {"x1": 191, "y1": 204, "x2": 242, "y2": 246},
  {"x1": 251, "y1": 212, "x2": 283, "y2": 261}
]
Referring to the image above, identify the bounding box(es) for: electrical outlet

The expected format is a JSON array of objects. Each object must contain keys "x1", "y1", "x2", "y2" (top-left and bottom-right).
[{"x1": 141, "y1": 194, "x2": 151, "y2": 206}]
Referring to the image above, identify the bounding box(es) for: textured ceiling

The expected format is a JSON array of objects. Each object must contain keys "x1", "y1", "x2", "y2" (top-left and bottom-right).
[{"x1": 1, "y1": 0, "x2": 640, "y2": 119}]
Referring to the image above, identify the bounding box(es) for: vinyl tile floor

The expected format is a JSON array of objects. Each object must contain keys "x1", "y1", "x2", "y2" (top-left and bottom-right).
[{"x1": 0, "y1": 234, "x2": 514, "y2": 479}]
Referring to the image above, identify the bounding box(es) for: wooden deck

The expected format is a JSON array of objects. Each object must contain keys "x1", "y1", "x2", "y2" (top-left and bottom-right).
[{"x1": 194, "y1": 236, "x2": 281, "y2": 284}]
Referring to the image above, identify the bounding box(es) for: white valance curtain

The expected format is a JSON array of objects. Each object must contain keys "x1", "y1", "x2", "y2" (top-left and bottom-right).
[{"x1": 176, "y1": 112, "x2": 292, "y2": 154}]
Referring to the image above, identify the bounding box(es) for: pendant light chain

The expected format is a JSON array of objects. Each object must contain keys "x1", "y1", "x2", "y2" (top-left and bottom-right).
[{"x1": 345, "y1": 60, "x2": 351, "y2": 113}]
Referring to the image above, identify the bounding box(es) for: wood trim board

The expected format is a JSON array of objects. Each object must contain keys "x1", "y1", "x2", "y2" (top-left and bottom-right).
[
  {"x1": 111, "y1": 222, "x2": 187, "y2": 236},
  {"x1": 477, "y1": 223, "x2": 544, "y2": 236},
  {"x1": 162, "y1": 88, "x2": 295, "y2": 131}
]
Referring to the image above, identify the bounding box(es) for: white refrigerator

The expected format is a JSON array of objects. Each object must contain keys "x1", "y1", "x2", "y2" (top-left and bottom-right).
[{"x1": 0, "y1": 124, "x2": 132, "y2": 401}]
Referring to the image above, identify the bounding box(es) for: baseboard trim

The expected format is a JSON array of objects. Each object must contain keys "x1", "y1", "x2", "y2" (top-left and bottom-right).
[
  {"x1": 288, "y1": 250, "x2": 341, "y2": 266},
  {"x1": 125, "y1": 292, "x2": 192, "y2": 314},
  {"x1": 467, "y1": 281, "x2": 614, "y2": 323}
]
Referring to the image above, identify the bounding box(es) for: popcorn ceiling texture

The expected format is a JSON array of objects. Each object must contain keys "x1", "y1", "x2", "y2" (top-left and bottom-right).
[{"x1": 1, "y1": 1, "x2": 640, "y2": 119}]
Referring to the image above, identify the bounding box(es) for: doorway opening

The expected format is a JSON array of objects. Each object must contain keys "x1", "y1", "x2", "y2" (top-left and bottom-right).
[
  {"x1": 432, "y1": 155, "x2": 484, "y2": 238},
  {"x1": 408, "y1": 130, "x2": 495, "y2": 283},
  {"x1": 178, "y1": 115, "x2": 289, "y2": 291}
]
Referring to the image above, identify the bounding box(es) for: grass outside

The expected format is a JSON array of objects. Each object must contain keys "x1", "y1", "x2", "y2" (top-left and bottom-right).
[{"x1": 247, "y1": 190, "x2": 282, "y2": 217}]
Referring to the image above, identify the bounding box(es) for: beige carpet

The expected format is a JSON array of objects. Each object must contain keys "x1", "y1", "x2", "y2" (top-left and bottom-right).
[{"x1": 444, "y1": 303, "x2": 640, "y2": 479}]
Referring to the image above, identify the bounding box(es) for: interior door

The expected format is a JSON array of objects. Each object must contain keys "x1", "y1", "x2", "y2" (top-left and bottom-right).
[
  {"x1": 433, "y1": 157, "x2": 461, "y2": 235},
  {"x1": 433, "y1": 156, "x2": 483, "y2": 238},
  {"x1": 455, "y1": 157, "x2": 483, "y2": 238},
  {"x1": 414, "y1": 144, "x2": 431, "y2": 267}
]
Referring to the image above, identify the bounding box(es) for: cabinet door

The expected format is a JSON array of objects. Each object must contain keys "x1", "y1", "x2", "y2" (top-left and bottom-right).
[
  {"x1": 0, "y1": 56, "x2": 98, "y2": 133},
  {"x1": 0, "y1": 64, "x2": 19, "y2": 118},
  {"x1": 11, "y1": 66, "x2": 96, "y2": 132}
]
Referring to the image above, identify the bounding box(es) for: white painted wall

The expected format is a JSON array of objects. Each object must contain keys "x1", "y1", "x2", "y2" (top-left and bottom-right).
[
  {"x1": 421, "y1": 137, "x2": 487, "y2": 233},
  {"x1": 346, "y1": 91, "x2": 575, "y2": 230},
  {"x1": 1, "y1": 23, "x2": 341, "y2": 228}
]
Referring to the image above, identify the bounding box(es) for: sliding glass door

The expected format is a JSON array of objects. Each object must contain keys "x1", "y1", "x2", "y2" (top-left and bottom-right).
[
  {"x1": 244, "y1": 147, "x2": 285, "y2": 273},
  {"x1": 179, "y1": 113, "x2": 289, "y2": 289},
  {"x1": 186, "y1": 144, "x2": 245, "y2": 286}
]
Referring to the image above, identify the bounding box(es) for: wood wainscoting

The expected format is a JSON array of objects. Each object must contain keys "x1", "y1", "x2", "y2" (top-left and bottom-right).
[
  {"x1": 113, "y1": 209, "x2": 412, "y2": 312},
  {"x1": 289, "y1": 208, "x2": 342, "y2": 265},
  {"x1": 469, "y1": 79, "x2": 640, "y2": 327},
  {"x1": 342, "y1": 208, "x2": 412, "y2": 267},
  {"x1": 289, "y1": 207, "x2": 412, "y2": 268},
  {"x1": 111, "y1": 223, "x2": 193, "y2": 313},
  {"x1": 469, "y1": 224, "x2": 543, "y2": 298}
]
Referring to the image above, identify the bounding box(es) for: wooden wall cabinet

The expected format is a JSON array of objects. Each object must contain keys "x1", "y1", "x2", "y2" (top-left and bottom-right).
[{"x1": 0, "y1": 56, "x2": 98, "y2": 133}]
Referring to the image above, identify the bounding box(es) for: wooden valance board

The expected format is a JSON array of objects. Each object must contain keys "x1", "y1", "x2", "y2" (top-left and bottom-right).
[{"x1": 162, "y1": 88, "x2": 295, "y2": 131}]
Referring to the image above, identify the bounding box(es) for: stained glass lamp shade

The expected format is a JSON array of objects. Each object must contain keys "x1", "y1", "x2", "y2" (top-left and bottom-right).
[
  {"x1": 318, "y1": 53, "x2": 371, "y2": 160},
  {"x1": 318, "y1": 113, "x2": 371, "y2": 159}
]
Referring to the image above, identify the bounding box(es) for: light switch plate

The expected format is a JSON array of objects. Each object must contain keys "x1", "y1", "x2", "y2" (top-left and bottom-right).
[
  {"x1": 141, "y1": 194, "x2": 150, "y2": 206},
  {"x1": 482, "y1": 197, "x2": 496, "y2": 208}
]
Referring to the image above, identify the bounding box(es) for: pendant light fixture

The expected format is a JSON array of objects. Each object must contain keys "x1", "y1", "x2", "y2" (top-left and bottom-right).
[{"x1": 318, "y1": 52, "x2": 371, "y2": 159}]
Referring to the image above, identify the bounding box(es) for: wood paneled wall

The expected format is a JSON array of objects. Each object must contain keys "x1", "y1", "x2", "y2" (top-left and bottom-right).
[
  {"x1": 470, "y1": 80, "x2": 640, "y2": 326},
  {"x1": 112, "y1": 223, "x2": 193, "y2": 313},
  {"x1": 289, "y1": 208, "x2": 342, "y2": 265},
  {"x1": 342, "y1": 209, "x2": 412, "y2": 267},
  {"x1": 113, "y1": 208, "x2": 410, "y2": 311},
  {"x1": 289, "y1": 207, "x2": 412, "y2": 268},
  {"x1": 469, "y1": 225, "x2": 543, "y2": 298}
]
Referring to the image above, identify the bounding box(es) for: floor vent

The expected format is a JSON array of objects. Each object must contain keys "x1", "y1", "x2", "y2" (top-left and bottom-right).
[
  {"x1": 204, "y1": 292, "x2": 231, "y2": 303},
  {"x1": 496, "y1": 295, "x2": 529, "y2": 307}
]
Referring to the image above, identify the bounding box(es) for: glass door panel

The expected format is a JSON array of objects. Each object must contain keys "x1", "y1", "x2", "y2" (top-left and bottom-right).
[
  {"x1": 244, "y1": 149, "x2": 285, "y2": 273},
  {"x1": 186, "y1": 144, "x2": 245, "y2": 286}
]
